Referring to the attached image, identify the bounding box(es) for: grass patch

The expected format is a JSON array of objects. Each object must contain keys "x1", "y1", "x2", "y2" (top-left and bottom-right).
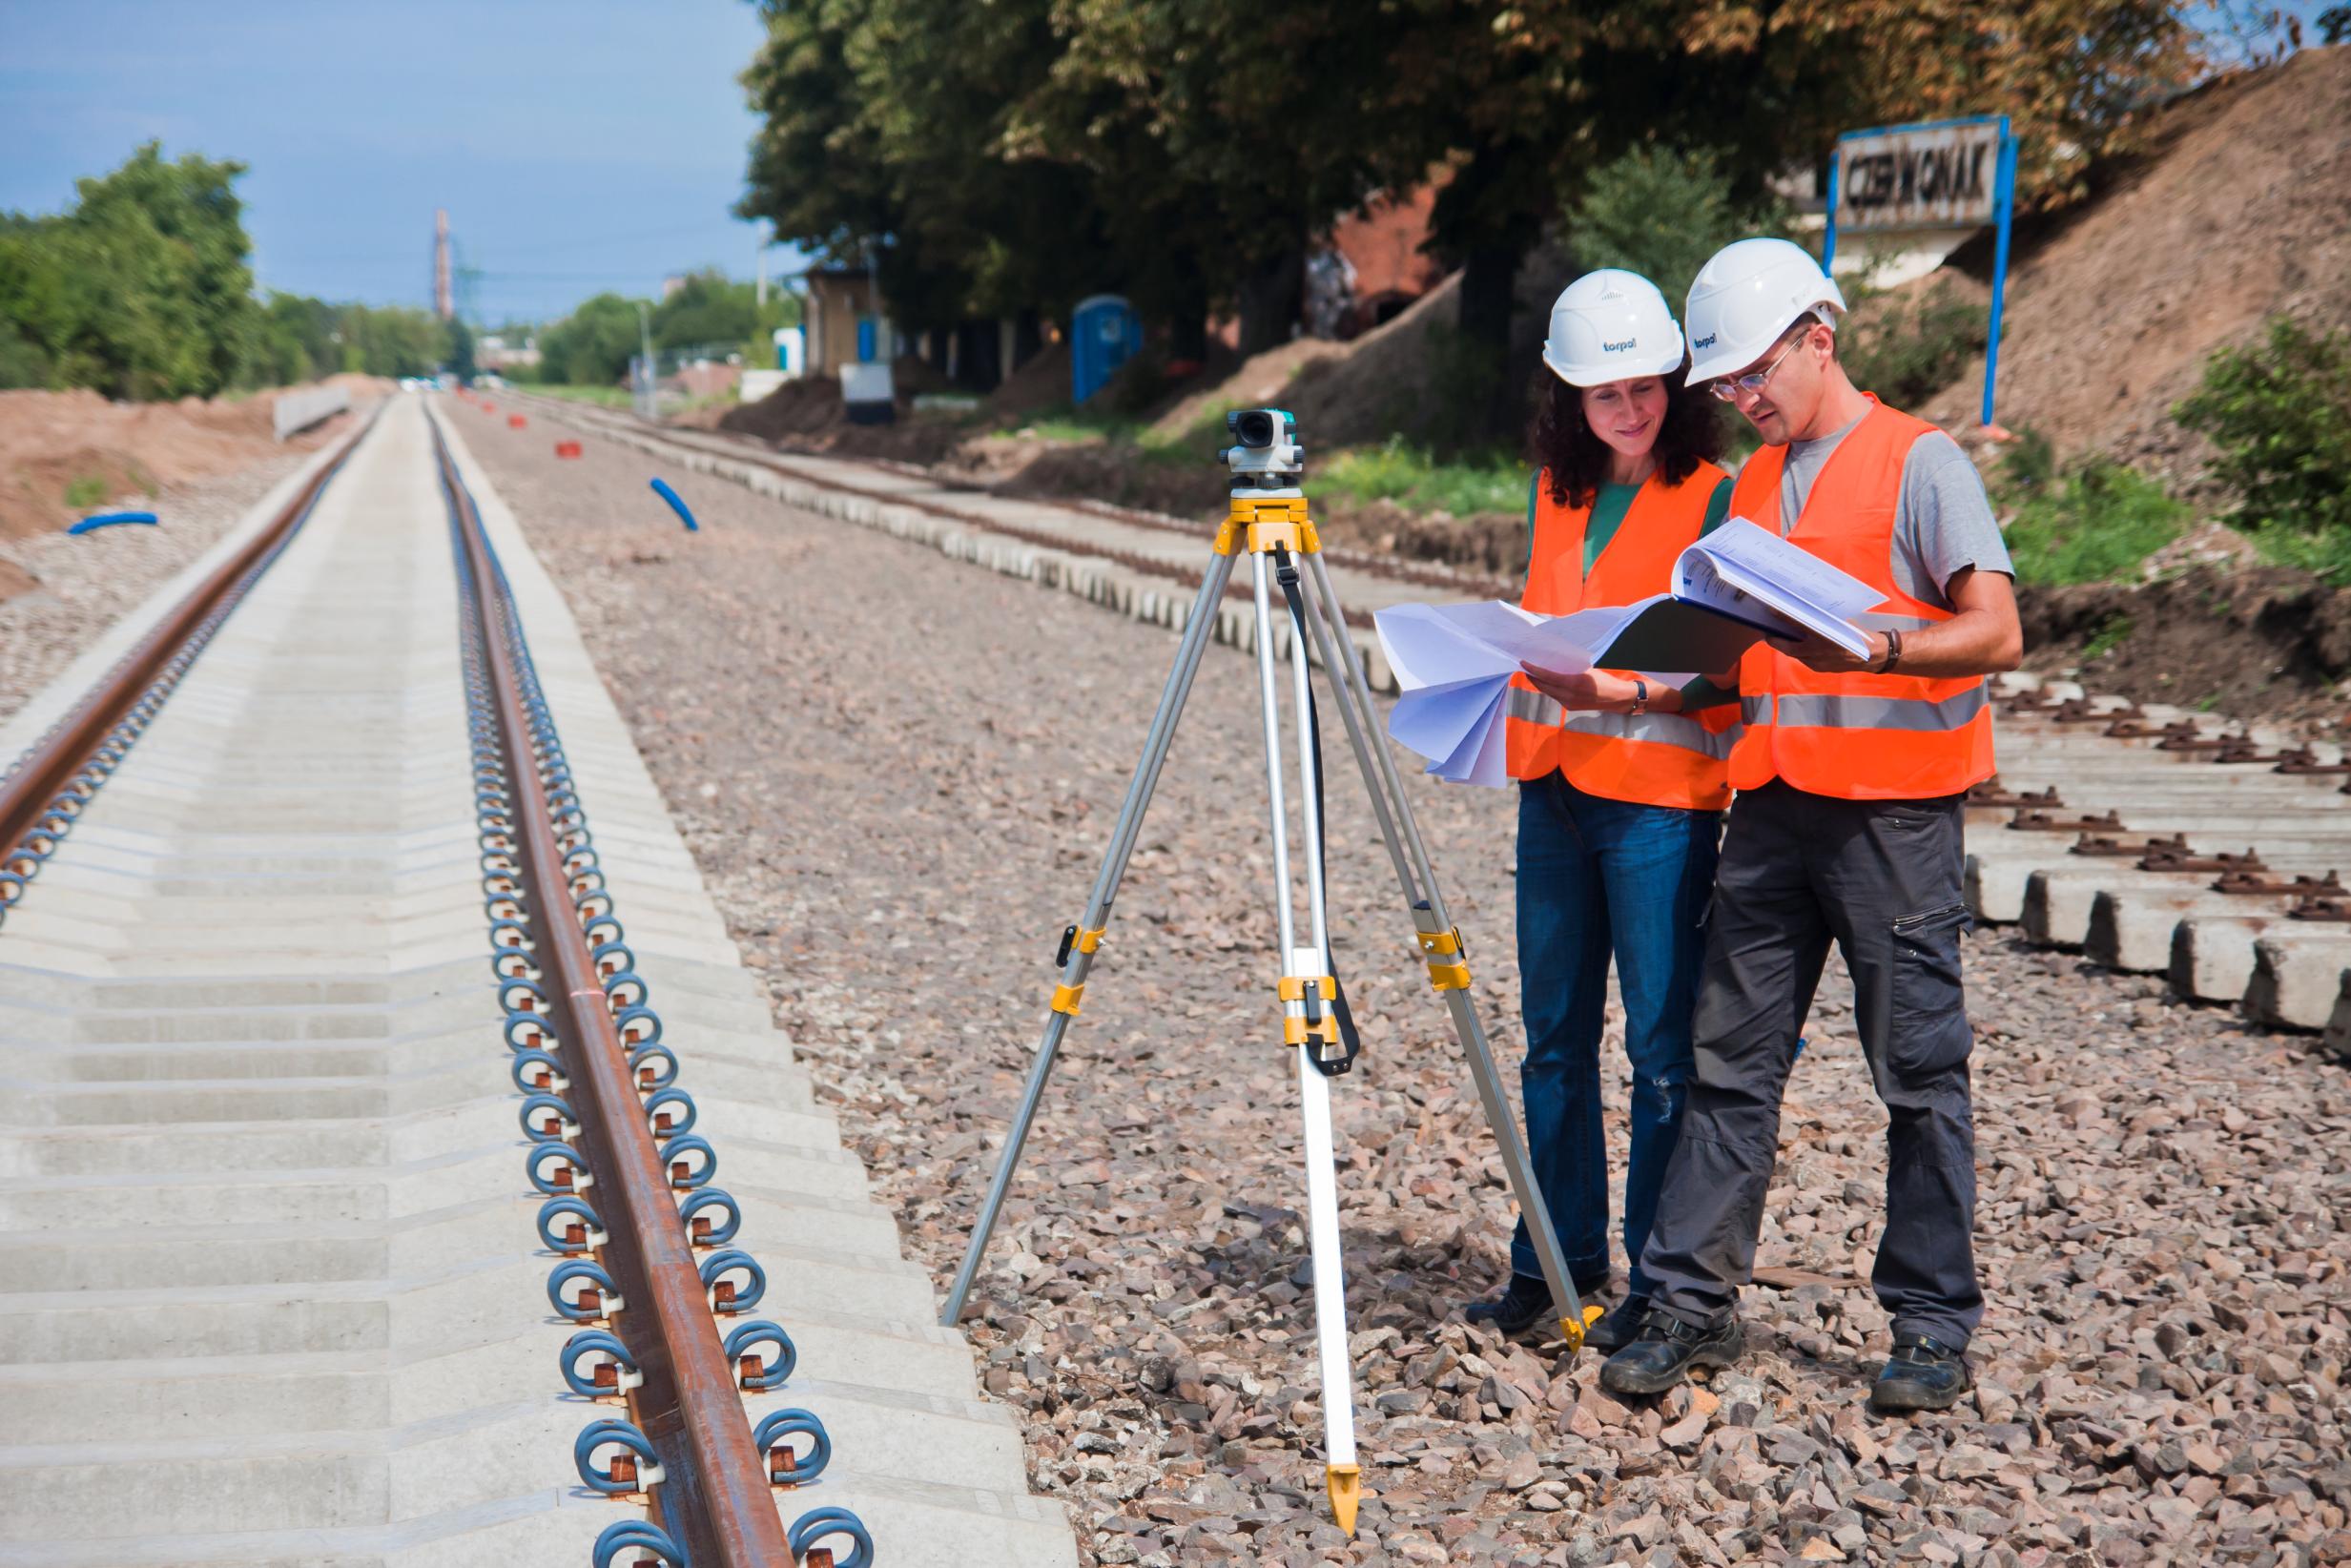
[
  {"x1": 526, "y1": 383, "x2": 634, "y2": 408},
  {"x1": 63, "y1": 475, "x2": 107, "y2": 509},
  {"x1": 2248, "y1": 524, "x2": 2351, "y2": 585},
  {"x1": 1315, "y1": 436, "x2": 1526, "y2": 517},
  {"x1": 2001, "y1": 461, "x2": 2188, "y2": 586},
  {"x1": 2082, "y1": 613, "x2": 2134, "y2": 660}
]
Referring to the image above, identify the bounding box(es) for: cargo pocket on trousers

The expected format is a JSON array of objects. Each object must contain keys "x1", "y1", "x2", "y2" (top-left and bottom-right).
[{"x1": 1888, "y1": 902, "x2": 1973, "y2": 1078}]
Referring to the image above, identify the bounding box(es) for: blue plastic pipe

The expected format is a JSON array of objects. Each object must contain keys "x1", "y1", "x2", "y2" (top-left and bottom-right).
[
  {"x1": 69, "y1": 511, "x2": 158, "y2": 535},
  {"x1": 649, "y1": 478, "x2": 697, "y2": 531}
]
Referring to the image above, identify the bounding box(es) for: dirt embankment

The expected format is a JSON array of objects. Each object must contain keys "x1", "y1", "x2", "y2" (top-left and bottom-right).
[
  {"x1": 1919, "y1": 46, "x2": 2351, "y2": 478},
  {"x1": 0, "y1": 377, "x2": 382, "y2": 549},
  {"x1": 2019, "y1": 567, "x2": 2351, "y2": 731}
]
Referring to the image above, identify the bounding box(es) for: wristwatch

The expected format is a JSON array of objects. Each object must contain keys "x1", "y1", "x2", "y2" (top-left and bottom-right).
[
  {"x1": 1876, "y1": 629, "x2": 1905, "y2": 672},
  {"x1": 1627, "y1": 677, "x2": 1649, "y2": 716}
]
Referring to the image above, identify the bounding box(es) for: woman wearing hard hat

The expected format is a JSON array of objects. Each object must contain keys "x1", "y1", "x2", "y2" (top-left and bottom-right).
[
  {"x1": 1466, "y1": 269, "x2": 1740, "y2": 1354},
  {"x1": 1598, "y1": 237, "x2": 2021, "y2": 1415}
]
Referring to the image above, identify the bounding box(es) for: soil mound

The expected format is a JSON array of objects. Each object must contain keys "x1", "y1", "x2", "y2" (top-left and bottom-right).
[
  {"x1": 1145, "y1": 336, "x2": 1353, "y2": 444},
  {"x1": 716, "y1": 375, "x2": 847, "y2": 442},
  {"x1": 0, "y1": 382, "x2": 374, "y2": 542},
  {"x1": 1917, "y1": 46, "x2": 2351, "y2": 471},
  {"x1": 1283, "y1": 272, "x2": 1466, "y2": 449}
]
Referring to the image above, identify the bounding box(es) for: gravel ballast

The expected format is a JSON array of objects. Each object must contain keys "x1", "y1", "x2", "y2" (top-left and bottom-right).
[{"x1": 446, "y1": 406, "x2": 2349, "y2": 1568}]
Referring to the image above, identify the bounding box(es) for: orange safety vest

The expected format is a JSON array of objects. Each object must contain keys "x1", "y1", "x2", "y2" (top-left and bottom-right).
[
  {"x1": 1726, "y1": 399, "x2": 1995, "y2": 800},
  {"x1": 1505, "y1": 464, "x2": 1736, "y2": 811}
]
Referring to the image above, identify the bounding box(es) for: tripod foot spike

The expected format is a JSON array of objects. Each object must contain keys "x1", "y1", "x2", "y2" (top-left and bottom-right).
[
  {"x1": 1556, "y1": 1302, "x2": 1605, "y2": 1356},
  {"x1": 1326, "y1": 1464, "x2": 1361, "y2": 1536}
]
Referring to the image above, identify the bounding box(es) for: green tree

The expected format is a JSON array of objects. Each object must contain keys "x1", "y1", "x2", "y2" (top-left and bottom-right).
[
  {"x1": 537, "y1": 293, "x2": 650, "y2": 385},
  {"x1": 0, "y1": 143, "x2": 263, "y2": 399},
  {"x1": 445, "y1": 316, "x2": 477, "y2": 382},
  {"x1": 1564, "y1": 147, "x2": 1796, "y2": 302},
  {"x1": 650, "y1": 269, "x2": 757, "y2": 351}
]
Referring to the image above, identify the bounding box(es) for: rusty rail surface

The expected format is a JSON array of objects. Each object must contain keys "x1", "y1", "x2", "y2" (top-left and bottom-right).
[
  {"x1": 428, "y1": 414, "x2": 796, "y2": 1567},
  {"x1": 0, "y1": 407, "x2": 375, "y2": 892}
]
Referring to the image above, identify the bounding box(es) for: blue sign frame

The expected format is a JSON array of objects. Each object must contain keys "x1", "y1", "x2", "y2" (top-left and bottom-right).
[{"x1": 1824, "y1": 114, "x2": 2017, "y2": 428}]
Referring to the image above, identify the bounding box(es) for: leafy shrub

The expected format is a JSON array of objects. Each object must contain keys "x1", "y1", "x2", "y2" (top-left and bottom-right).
[
  {"x1": 1566, "y1": 147, "x2": 1795, "y2": 299},
  {"x1": 64, "y1": 476, "x2": 107, "y2": 509},
  {"x1": 1841, "y1": 289, "x2": 1988, "y2": 408},
  {"x1": 2002, "y1": 461, "x2": 2188, "y2": 586},
  {"x1": 2174, "y1": 316, "x2": 2351, "y2": 542}
]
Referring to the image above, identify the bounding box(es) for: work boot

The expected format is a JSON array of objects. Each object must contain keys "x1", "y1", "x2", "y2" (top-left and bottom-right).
[
  {"x1": 1463, "y1": 1271, "x2": 1610, "y2": 1338},
  {"x1": 1580, "y1": 1293, "x2": 1650, "y2": 1355},
  {"x1": 1867, "y1": 1332, "x2": 1972, "y2": 1413},
  {"x1": 1598, "y1": 1309, "x2": 1743, "y2": 1396}
]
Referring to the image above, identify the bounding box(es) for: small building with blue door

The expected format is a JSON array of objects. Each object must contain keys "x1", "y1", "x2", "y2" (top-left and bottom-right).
[{"x1": 1071, "y1": 294, "x2": 1143, "y2": 405}]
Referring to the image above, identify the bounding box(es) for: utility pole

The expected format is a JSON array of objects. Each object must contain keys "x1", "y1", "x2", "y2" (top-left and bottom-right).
[
  {"x1": 634, "y1": 299, "x2": 656, "y2": 421},
  {"x1": 433, "y1": 210, "x2": 453, "y2": 321}
]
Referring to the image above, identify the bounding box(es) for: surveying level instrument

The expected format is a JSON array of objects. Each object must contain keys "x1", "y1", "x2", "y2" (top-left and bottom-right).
[{"x1": 940, "y1": 407, "x2": 1600, "y2": 1536}]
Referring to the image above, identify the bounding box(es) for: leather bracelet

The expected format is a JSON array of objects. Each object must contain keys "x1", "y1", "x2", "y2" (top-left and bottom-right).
[{"x1": 1883, "y1": 629, "x2": 1904, "y2": 672}]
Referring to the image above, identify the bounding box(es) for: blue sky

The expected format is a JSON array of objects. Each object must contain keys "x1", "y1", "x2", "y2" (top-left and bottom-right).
[{"x1": 0, "y1": 0, "x2": 787, "y2": 324}]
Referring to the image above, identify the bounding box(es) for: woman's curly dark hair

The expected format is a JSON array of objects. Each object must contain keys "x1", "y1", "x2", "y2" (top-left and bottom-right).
[{"x1": 1530, "y1": 366, "x2": 1725, "y2": 511}]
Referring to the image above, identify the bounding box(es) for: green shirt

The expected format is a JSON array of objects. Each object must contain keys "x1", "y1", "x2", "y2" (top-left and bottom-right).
[
  {"x1": 1521, "y1": 470, "x2": 1736, "y2": 569},
  {"x1": 1522, "y1": 469, "x2": 1740, "y2": 710}
]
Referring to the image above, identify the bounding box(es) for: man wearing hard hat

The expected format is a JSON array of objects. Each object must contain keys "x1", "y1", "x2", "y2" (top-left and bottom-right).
[{"x1": 1598, "y1": 238, "x2": 2022, "y2": 1414}]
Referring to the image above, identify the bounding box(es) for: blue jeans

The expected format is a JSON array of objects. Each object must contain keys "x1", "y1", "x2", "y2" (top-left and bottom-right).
[{"x1": 1510, "y1": 773, "x2": 1720, "y2": 1297}]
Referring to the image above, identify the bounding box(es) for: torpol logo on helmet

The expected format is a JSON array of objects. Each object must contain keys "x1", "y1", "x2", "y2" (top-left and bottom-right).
[
  {"x1": 1682, "y1": 237, "x2": 1847, "y2": 385},
  {"x1": 1542, "y1": 270, "x2": 1686, "y2": 387}
]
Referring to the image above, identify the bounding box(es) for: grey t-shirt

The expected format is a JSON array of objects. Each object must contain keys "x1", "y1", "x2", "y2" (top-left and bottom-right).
[{"x1": 1775, "y1": 413, "x2": 2012, "y2": 609}]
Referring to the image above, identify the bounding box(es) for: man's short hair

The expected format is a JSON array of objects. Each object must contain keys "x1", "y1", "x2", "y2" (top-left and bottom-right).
[{"x1": 1785, "y1": 307, "x2": 1839, "y2": 360}]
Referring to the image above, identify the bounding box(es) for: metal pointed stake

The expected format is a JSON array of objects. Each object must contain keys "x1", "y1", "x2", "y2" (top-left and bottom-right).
[{"x1": 1248, "y1": 544, "x2": 1360, "y2": 1534}]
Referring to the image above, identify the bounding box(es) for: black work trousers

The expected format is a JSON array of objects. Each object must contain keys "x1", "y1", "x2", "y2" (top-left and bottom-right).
[{"x1": 1638, "y1": 779, "x2": 1984, "y2": 1349}]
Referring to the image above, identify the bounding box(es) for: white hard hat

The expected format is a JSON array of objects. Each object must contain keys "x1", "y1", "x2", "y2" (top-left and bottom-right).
[
  {"x1": 1682, "y1": 237, "x2": 1847, "y2": 384},
  {"x1": 1540, "y1": 269, "x2": 1687, "y2": 387}
]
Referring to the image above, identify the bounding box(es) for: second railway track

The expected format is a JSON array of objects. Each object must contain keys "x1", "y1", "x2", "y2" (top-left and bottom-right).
[{"x1": 0, "y1": 393, "x2": 1075, "y2": 1567}]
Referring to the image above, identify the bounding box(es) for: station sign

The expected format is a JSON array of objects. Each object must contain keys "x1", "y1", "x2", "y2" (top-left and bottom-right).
[
  {"x1": 1832, "y1": 118, "x2": 2006, "y2": 233},
  {"x1": 1825, "y1": 114, "x2": 2019, "y2": 428}
]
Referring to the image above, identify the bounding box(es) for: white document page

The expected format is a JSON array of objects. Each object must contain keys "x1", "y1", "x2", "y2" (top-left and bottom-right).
[{"x1": 1674, "y1": 519, "x2": 1884, "y2": 659}]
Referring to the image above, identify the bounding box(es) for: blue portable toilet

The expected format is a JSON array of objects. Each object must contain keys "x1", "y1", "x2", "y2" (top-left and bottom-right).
[{"x1": 1071, "y1": 294, "x2": 1144, "y2": 404}]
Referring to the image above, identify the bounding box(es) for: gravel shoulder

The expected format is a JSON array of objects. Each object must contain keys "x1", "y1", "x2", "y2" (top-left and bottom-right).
[{"x1": 460, "y1": 409, "x2": 2350, "y2": 1568}]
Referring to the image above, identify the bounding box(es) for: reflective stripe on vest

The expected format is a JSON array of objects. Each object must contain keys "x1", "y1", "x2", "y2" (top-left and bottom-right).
[
  {"x1": 1564, "y1": 708, "x2": 1739, "y2": 759},
  {"x1": 1505, "y1": 462, "x2": 1736, "y2": 810},
  {"x1": 1725, "y1": 400, "x2": 1995, "y2": 800},
  {"x1": 1508, "y1": 684, "x2": 1565, "y2": 726},
  {"x1": 1740, "y1": 685, "x2": 1988, "y2": 732}
]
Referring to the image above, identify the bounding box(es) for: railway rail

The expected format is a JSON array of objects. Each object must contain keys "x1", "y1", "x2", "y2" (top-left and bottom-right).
[
  {"x1": 499, "y1": 390, "x2": 2351, "y2": 1050},
  {"x1": 0, "y1": 394, "x2": 1074, "y2": 1566}
]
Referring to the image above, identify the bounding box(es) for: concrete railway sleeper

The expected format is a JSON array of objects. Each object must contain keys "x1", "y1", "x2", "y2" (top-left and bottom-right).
[{"x1": 429, "y1": 411, "x2": 871, "y2": 1567}]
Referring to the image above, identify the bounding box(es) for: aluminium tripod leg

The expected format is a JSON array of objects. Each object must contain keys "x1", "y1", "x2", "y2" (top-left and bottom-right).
[
  {"x1": 1290, "y1": 549, "x2": 1600, "y2": 1352},
  {"x1": 1248, "y1": 548, "x2": 1360, "y2": 1536},
  {"x1": 939, "y1": 547, "x2": 1241, "y2": 1326}
]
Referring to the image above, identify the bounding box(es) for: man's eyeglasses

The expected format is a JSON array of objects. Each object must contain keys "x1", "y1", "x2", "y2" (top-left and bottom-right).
[{"x1": 1709, "y1": 332, "x2": 1807, "y2": 402}]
